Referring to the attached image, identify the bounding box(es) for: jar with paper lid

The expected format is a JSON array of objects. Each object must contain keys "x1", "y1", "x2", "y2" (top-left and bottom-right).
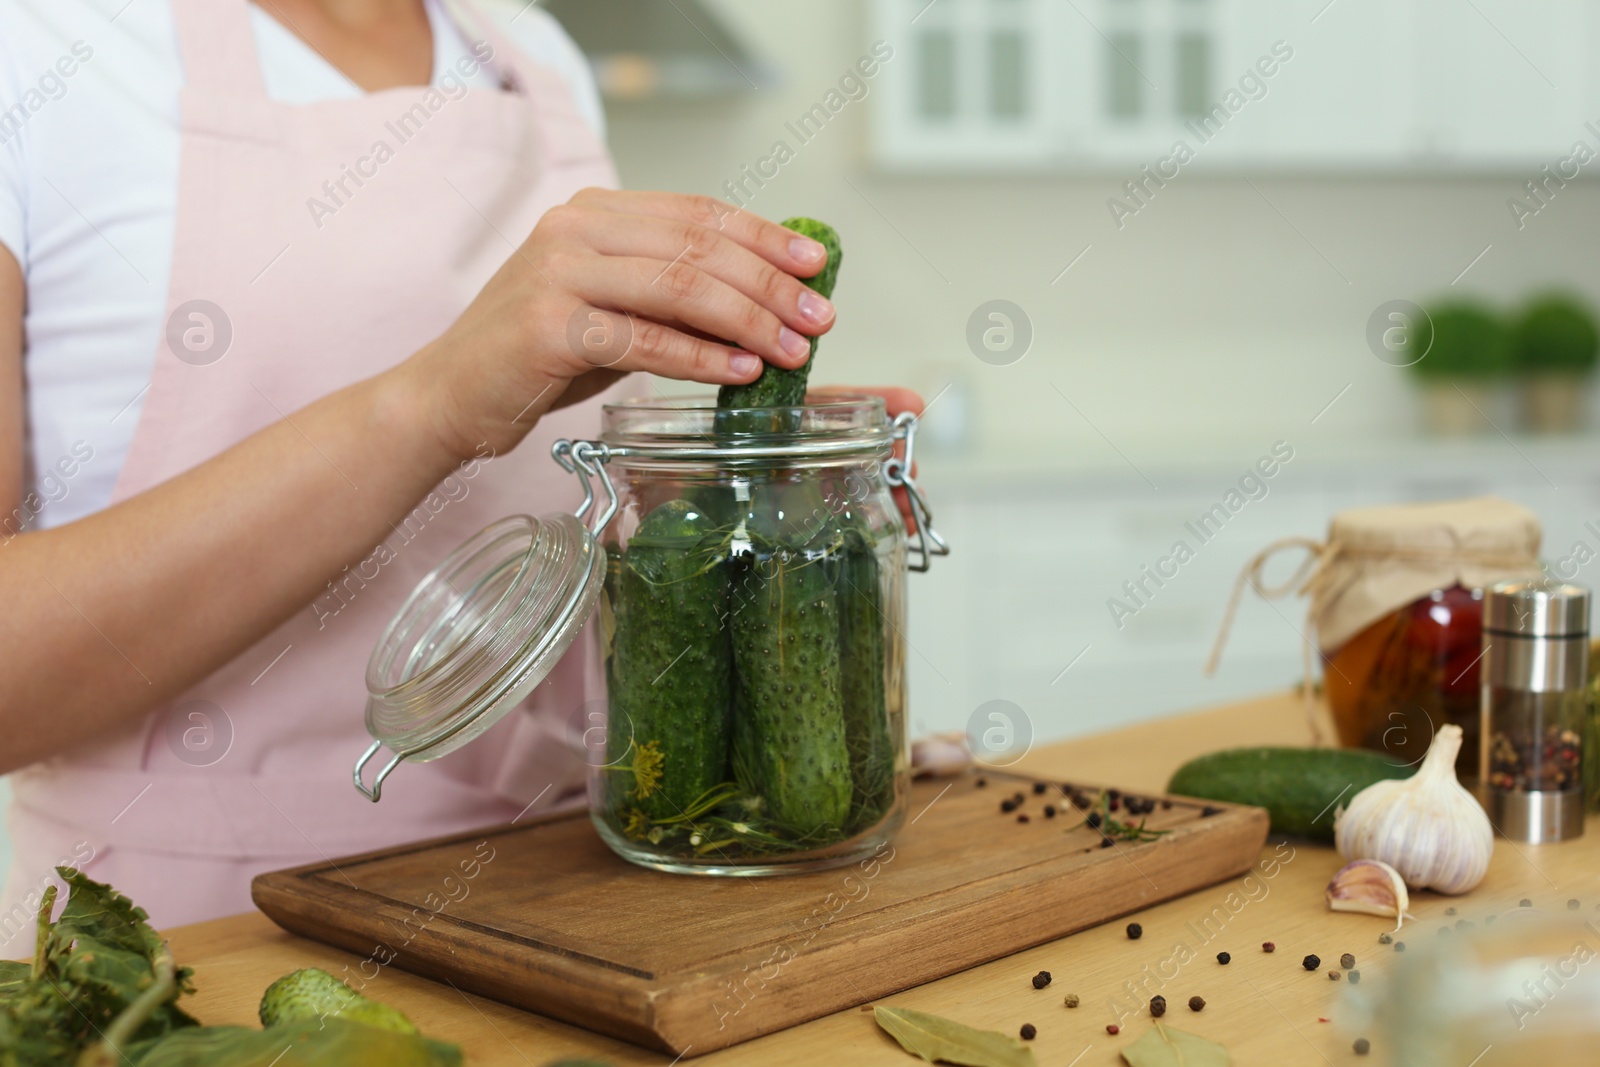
[
  {"x1": 352, "y1": 395, "x2": 947, "y2": 876},
  {"x1": 1208, "y1": 497, "x2": 1541, "y2": 774}
]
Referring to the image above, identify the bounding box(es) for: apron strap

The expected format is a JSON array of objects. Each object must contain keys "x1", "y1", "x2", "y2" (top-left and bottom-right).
[{"x1": 171, "y1": 0, "x2": 268, "y2": 98}]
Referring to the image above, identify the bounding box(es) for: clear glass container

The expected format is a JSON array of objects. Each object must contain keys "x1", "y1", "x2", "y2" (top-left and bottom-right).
[
  {"x1": 1325, "y1": 584, "x2": 1485, "y2": 774},
  {"x1": 351, "y1": 395, "x2": 948, "y2": 878},
  {"x1": 1354, "y1": 911, "x2": 1600, "y2": 1067},
  {"x1": 588, "y1": 396, "x2": 941, "y2": 875}
]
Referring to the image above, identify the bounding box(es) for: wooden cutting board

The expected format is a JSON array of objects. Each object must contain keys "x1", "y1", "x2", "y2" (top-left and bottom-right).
[{"x1": 253, "y1": 775, "x2": 1267, "y2": 1057}]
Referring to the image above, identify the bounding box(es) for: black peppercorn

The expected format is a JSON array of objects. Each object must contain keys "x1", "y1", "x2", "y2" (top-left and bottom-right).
[
  {"x1": 1032, "y1": 970, "x2": 1052, "y2": 990},
  {"x1": 1216, "y1": 951, "x2": 1231, "y2": 965},
  {"x1": 1099, "y1": 837, "x2": 1113, "y2": 848},
  {"x1": 1107, "y1": 789, "x2": 1121, "y2": 801},
  {"x1": 1127, "y1": 923, "x2": 1143, "y2": 940},
  {"x1": 1032, "y1": 782, "x2": 1047, "y2": 795},
  {"x1": 1161, "y1": 798, "x2": 1173, "y2": 809},
  {"x1": 1262, "y1": 942, "x2": 1275, "y2": 953},
  {"x1": 1340, "y1": 953, "x2": 1355, "y2": 969},
  {"x1": 1044, "y1": 805, "x2": 1057, "y2": 818},
  {"x1": 1087, "y1": 812, "x2": 1103, "y2": 829},
  {"x1": 1302, "y1": 954, "x2": 1320, "y2": 971},
  {"x1": 1149, "y1": 995, "x2": 1166, "y2": 1018},
  {"x1": 1020, "y1": 1023, "x2": 1036, "y2": 1040},
  {"x1": 1348, "y1": 970, "x2": 1361, "y2": 985},
  {"x1": 976, "y1": 777, "x2": 988, "y2": 788},
  {"x1": 1188, "y1": 996, "x2": 1205, "y2": 1012},
  {"x1": 1001, "y1": 798, "x2": 1018, "y2": 813},
  {"x1": 1354, "y1": 1037, "x2": 1370, "y2": 1055},
  {"x1": 1201, "y1": 805, "x2": 1222, "y2": 817}
]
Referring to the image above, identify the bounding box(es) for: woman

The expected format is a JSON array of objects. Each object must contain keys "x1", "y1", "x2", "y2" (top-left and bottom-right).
[{"x1": 0, "y1": 0, "x2": 913, "y2": 931}]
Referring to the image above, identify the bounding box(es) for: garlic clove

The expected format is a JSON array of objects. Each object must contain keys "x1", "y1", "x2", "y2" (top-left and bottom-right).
[
  {"x1": 1333, "y1": 724, "x2": 1494, "y2": 895},
  {"x1": 911, "y1": 731, "x2": 973, "y2": 777},
  {"x1": 1326, "y1": 858, "x2": 1412, "y2": 930}
]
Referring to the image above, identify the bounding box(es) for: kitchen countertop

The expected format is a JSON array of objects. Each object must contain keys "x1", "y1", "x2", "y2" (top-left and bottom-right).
[{"x1": 158, "y1": 692, "x2": 1599, "y2": 1065}]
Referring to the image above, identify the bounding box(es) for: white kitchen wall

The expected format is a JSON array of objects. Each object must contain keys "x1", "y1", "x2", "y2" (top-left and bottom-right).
[{"x1": 612, "y1": 0, "x2": 1600, "y2": 750}]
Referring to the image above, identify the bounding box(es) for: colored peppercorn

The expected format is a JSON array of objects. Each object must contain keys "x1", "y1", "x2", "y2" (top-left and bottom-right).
[
  {"x1": 1032, "y1": 970, "x2": 1052, "y2": 990},
  {"x1": 1354, "y1": 1037, "x2": 1370, "y2": 1055},
  {"x1": 1064, "y1": 993, "x2": 1080, "y2": 1008},
  {"x1": 1394, "y1": 941, "x2": 1406, "y2": 952},
  {"x1": 1188, "y1": 996, "x2": 1205, "y2": 1012},
  {"x1": 1161, "y1": 798, "x2": 1173, "y2": 809},
  {"x1": 1456, "y1": 919, "x2": 1473, "y2": 931},
  {"x1": 1106, "y1": 1024, "x2": 1120, "y2": 1035},
  {"x1": 1377, "y1": 933, "x2": 1392, "y2": 945},
  {"x1": 1216, "y1": 951, "x2": 1230, "y2": 965},
  {"x1": 1262, "y1": 942, "x2": 1275, "y2": 953},
  {"x1": 1017, "y1": 814, "x2": 1030, "y2": 824},
  {"x1": 1019, "y1": 1023, "x2": 1036, "y2": 1040},
  {"x1": 1149, "y1": 995, "x2": 1166, "y2": 1018},
  {"x1": 1520, "y1": 898, "x2": 1532, "y2": 907},
  {"x1": 1570, "y1": 899, "x2": 1581, "y2": 910},
  {"x1": 1348, "y1": 970, "x2": 1361, "y2": 985},
  {"x1": 1127, "y1": 923, "x2": 1143, "y2": 940},
  {"x1": 1444, "y1": 907, "x2": 1456, "y2": 916},
  {"x1": 1340, "y1": 953, "x2": 1355, "y2": 969},
  {"x1": 1328, "y1": 971, "x2": 1341, "y2": 981},
  {"x1": 1302, "y1": 954, "x2": 1321, "y2": 971}
]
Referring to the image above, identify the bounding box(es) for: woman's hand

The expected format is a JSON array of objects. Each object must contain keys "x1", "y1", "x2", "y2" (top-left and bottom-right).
[{"x1": 406, "y1": 189, "x2": 837, "y2": 459}]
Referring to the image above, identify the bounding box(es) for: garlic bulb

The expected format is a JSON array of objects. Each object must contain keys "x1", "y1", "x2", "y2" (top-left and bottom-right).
[
  {"x1": 1326, "y1": 858, "x2": 1413, "y2": 930},
  {"x1": 910, "y1": 731, "x2": 973, "y2": 777},
  {"x1": 1333, "y1": 724, "x2": 1493, "y2": 894}
]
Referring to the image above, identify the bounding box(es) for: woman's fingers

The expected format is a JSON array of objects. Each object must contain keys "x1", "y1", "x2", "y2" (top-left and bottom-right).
[
  {"x1": 569, "y1": 255, "x2": 812, "y2": 371},
  {"x1": 568, "y1": 188, "x2": 828, "y2": 279},
  {"x1": 564, "y1": 302, "x2": 764, "y2": 385},
  {"x1": 563, "y1": 207, "x2": 835, "y2": 341}
]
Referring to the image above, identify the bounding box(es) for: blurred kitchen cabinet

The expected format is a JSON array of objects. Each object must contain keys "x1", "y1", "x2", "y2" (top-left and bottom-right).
[{"x1": 870, "y1": 0, "x2": 1596, "y2": 171}]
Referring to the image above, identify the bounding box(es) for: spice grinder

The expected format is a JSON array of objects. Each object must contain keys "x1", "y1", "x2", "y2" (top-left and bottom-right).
[{"x1": 1480, "y1": 577, "x2": 1590, "y2": 843}]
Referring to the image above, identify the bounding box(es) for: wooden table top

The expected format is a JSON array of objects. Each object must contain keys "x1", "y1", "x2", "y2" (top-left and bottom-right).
[{"x1": 159, "y1": 692, "x2": 1600, "y2": 1065}]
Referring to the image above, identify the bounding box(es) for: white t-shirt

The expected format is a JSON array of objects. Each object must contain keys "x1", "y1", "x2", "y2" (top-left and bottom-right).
[{"x1": 0, "y1": 0, "x2": 603, "y2": 532}]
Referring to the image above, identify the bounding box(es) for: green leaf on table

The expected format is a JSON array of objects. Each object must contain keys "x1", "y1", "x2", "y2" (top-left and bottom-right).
[
  {"x1": 127, "y1": 1017, "x2": 464, "y2": 1067},
  {"x1": 873, "y1": 1005, "x2": 1038, "y2": 1067},
  {"x1": 1121, "y1": 1022, "x2": 1231, "y2": 1067}
]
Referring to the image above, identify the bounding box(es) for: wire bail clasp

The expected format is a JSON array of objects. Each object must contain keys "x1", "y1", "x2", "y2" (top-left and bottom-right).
[
  {"x1": 553, "y1": 439, "x2": 618, "y2": 537},
  {"x1": 883, "y1": 411, "x2": 950, "y2": 573}
]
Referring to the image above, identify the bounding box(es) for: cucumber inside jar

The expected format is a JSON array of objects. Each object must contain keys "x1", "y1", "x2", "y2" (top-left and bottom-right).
[{"x1": 598, "y1": 488, "x2": 899, "y2": 861}]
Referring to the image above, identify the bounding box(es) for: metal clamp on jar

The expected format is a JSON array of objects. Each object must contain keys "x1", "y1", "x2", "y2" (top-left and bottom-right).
[{"x1": 1480, "y1": 577, "x2": 1590, "y2": 843}]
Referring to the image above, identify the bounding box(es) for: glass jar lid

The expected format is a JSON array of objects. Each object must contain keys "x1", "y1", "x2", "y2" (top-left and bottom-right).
[{"x1": 353, "y1": 443, "x2": 615, "y2": 802}]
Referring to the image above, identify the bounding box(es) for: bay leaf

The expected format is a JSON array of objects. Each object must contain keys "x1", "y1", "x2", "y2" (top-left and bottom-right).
[
  {"x1": 873, "y1": 1006, "x2": 1038, "y2": 1067},
  {"x1": 1121, "y1": 1022, "x2": 1232, "y2": 1067}
]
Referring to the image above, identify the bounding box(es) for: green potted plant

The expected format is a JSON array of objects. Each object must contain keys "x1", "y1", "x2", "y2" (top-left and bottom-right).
[
  {"x1": 1409, "y1": 301, "x2": 1511, "y2": 436},
  {"x1": 1509, "y1": 293, "x2": 1598, "y2": 434}
]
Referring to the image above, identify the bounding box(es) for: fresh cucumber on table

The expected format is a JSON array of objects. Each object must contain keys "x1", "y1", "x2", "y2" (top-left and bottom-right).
[{"x1": 1167, "y1": 746, "x2": 1415, "y2": 841}]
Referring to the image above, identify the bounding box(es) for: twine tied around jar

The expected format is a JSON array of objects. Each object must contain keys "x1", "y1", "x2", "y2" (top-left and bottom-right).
[{"x1": 1204, "y1": 530, "x2": 1541, "y2": 746}]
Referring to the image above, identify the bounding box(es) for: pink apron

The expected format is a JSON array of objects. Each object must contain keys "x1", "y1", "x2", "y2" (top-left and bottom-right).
[{"x1": 2, "y1": 0, "x2": 625, "y2": 929}]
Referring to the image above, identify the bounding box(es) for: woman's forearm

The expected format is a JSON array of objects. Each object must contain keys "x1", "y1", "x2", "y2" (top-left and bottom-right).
[{"x1": 0, "y1": 359, "x2": 467, "y2": 772}]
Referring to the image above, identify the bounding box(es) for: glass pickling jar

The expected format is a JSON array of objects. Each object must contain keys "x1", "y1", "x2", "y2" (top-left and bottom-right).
[{"x1": 351, "y1": 395, "x2": 948, "y2": 876}]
